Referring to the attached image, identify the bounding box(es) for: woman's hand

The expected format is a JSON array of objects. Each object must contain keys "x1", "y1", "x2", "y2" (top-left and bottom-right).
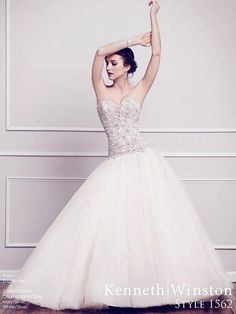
[
  {"x1": 135, "y1": 32, "x2": 152, "y2": 47},
  {"x1": 148, "y1": 0, "x2": 160, "y2": 16}
]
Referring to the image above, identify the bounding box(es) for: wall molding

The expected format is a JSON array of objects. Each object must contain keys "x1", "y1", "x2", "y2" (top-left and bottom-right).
[
  {"x1": 4, "y1": 1, "x2": 236, "y2": 133},
  {"x1": 4, "y1": 176, "x2": 236, "y2": 249},
  {"x1": 1, "y1": 151, "x2": 236, "y2": 158},
  {"x1": 5, "y1": 176, "x2": 86, "y2": 248},
  {"x1": 5, "y1": 126, "x2": 236, "y2": 133}
]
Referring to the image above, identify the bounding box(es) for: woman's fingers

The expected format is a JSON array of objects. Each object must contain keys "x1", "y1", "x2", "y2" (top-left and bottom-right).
[
  {"x1": 148, "y1": 0, "x2": 157, "y2": 5},
  {"x1": 148, "y1": 0, "x2": 160, "y2": 7}
]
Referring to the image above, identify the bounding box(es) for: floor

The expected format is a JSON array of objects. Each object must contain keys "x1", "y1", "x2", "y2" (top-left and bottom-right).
[{"x1": 1, "y1": 282, "x2": 236, "y2": 314}]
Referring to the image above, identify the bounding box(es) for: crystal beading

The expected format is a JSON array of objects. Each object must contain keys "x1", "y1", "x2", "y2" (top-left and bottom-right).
[{"x1": 97, "y1": 97, "x2": 149, "y2": 159}]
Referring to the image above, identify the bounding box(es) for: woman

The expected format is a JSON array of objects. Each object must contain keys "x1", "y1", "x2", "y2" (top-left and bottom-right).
[
  {"x1": 93, "y1": 3, "x2": 160, "y2": 114},
  {"x1": 3, "y1": 0, "x2": 235, "y2": 311}
]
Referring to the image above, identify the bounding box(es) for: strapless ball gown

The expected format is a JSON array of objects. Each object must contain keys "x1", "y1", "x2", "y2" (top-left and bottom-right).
[{"x1": 3, "y1": 97, "x2": 234, "y2": 311}]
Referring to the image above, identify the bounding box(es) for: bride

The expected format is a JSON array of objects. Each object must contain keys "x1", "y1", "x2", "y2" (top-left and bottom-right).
[{"x1": 3, "y1": 0, "x2": 235, "y2": 312}]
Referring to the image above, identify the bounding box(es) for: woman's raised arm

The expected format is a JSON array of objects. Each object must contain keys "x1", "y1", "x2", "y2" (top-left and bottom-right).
[
  {"x1": 91, "y1": 37, "x2": 139, "y2": 98},
  {"x1": 139, "y1": 0, "x2": 161, "y2": 95}
]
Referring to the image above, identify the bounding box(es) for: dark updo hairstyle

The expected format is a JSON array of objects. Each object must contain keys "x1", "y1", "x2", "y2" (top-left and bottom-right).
[{"x1": 115, "y1": 48, "x2": 137, "y2": 76}]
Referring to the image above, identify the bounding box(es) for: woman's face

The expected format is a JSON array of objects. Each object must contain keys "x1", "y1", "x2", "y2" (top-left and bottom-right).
[{"x1": 105, "y1": 54, "x2": 130, "y2": 80}]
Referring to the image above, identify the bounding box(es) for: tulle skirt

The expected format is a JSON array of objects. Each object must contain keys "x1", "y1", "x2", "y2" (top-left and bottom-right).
[{"x1": 3, "y1": 146, "x2": 234, "y2": 310}]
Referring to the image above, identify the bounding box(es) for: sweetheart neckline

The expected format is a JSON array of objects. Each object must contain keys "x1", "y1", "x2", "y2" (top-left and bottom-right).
[{"x1": 97, "y1": 96, "x2": 142, "y2": 107}]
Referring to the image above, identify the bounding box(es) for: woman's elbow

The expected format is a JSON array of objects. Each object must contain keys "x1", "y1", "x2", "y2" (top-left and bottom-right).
[
  {"x1": 96, "y1": 48, "x2": 104, "y2": 56},
  {"x1": 152, "y1": 49, "x2": 161, "y2": 56}
]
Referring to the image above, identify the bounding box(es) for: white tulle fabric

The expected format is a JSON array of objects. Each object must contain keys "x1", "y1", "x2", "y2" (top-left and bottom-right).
[{"x1": 3, "y1": 99, "x2": 234, "y2": 311}]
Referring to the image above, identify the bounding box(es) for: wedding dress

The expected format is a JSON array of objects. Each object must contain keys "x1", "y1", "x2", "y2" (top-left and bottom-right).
[{"x1": 3, "y1": 97, "x2": 234, "y2": 311}]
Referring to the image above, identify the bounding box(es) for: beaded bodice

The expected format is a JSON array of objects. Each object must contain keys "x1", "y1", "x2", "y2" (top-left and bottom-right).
[{"x1": 97, "y1": 97, "x2": 148, "y2": 159}]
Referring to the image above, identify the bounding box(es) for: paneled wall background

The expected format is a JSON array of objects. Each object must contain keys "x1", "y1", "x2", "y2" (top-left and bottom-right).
[{"x1": 0, "y1": 0, "x2": 235, "y2": 282}]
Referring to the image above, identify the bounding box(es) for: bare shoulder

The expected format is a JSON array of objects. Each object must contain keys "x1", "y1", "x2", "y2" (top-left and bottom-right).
[{"x1": 96, "y1": 82, "x2": 147, "y2": 104}]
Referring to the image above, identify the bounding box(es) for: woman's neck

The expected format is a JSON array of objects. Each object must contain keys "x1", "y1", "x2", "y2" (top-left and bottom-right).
[{"x1": 112, "y1": 78, "x2": 131, "y2": 93}]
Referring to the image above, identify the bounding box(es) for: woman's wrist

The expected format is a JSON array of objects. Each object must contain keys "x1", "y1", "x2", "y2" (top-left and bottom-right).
[
  {"x1": 127, "y1": 36, "x2": 140, "y2": 47},
  {"x1": 150, "y1": 12, "x2": 157, "y2": 19}
]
